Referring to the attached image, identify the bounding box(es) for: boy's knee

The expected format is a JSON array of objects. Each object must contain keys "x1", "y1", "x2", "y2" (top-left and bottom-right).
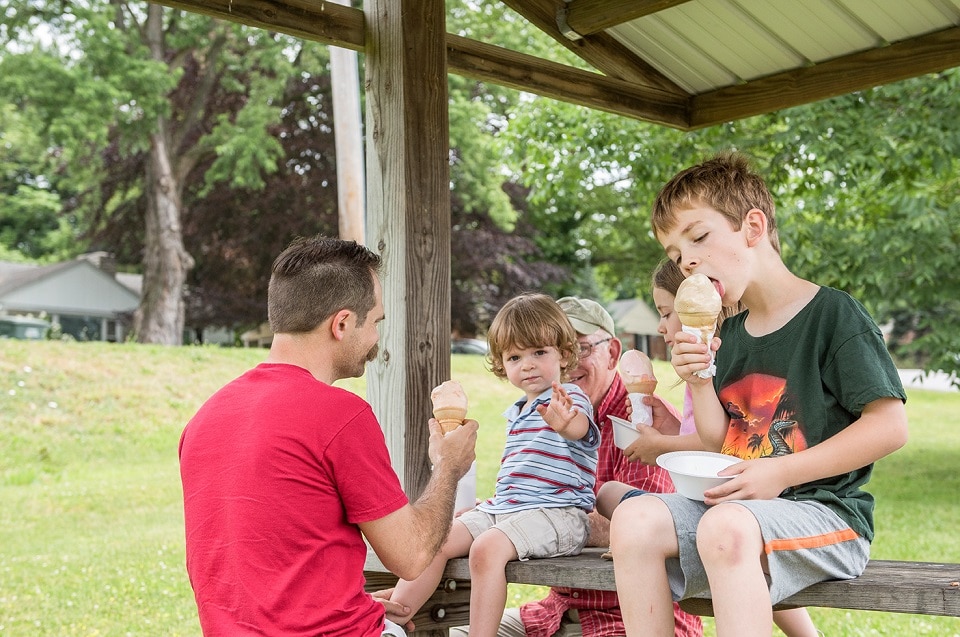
[
  {"x1": 696, "y1": 503, "x2": 762, "y2": 564},
  {"x1": 468, "y1": 528, "x2": 514, "y2": 573},
  {"x1": 610, "y1": 496, "x2": 672, "y2": 550}
]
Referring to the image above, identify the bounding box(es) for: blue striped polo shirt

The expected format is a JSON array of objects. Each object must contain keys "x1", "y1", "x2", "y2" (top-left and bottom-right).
[{"x1": 478, "y1": 383, "x2": 599, "y2": 514}]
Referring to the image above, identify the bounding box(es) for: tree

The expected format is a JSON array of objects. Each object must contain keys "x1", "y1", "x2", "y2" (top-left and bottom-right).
[
  {"x1": 501, "y1": 70, "x2": 960, "y2": 377},
  {"x1": 82, "y1": 41, "x2": 341, "y2": 336},
  {"x1": 1, "y1": 2, "x2": 293, "y2": 344}
]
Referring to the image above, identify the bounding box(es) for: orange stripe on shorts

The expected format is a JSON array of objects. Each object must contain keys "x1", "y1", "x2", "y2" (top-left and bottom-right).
[{"x1": 764, "y1": 528, "x2": 859, "y2": 554}]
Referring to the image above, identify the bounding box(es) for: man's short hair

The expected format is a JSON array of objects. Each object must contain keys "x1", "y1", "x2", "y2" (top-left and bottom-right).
[
  {"x1": 557, "y1": 296, "x2": 615, "y2": 337},
  {"x1": 268, "y1": 236, "x2": 382, "y2": 334}
]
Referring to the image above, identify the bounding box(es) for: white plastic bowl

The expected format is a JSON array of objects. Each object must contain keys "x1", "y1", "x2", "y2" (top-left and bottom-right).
[
  {"x1": 609, "y1": 415, "x2": 644, "y2": 450},
  {"x1": 656, "y1": 451, "x2": 740, "y2": 501}
]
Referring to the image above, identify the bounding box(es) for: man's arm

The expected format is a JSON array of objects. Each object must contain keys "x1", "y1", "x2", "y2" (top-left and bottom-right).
[{"x1": 360, "y1": 419, "x2": 477, "y2": 581}]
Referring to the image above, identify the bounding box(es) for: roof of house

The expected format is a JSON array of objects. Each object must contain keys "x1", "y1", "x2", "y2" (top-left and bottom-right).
[
  {"x1": 609, "y1": 298, "x2": 661, "y2": 336},
  {"x1": 0, "y1": 258, "x2": 140, "y2": 317}
]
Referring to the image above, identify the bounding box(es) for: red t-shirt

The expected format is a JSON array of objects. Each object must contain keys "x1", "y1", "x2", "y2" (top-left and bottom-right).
[{"x1": 179, "y1": 363, "x2": 409, "y2": 636}]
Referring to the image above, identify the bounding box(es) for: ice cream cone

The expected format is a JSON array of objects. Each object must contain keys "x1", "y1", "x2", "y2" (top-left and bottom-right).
[
  {"x1": 675, "y1": 274, "x2": 723, "y2": 379},
  {"x1": 625, "y1": 378, "x2": 659, "y2": 395},
  {"x1": 431, "y1": 380, "x2": 468, "y2": 434},
  {"x1": 434, "y1": 407, "x2": 468, "y2": 433},
  {"x1": 676, "y1": 311, "x2": 717, "y2": 345},
  {"x1": 619, "y1": 350, "x2": 657, "y2": 426}
]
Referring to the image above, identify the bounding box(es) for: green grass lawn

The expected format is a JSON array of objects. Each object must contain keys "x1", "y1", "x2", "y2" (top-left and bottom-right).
[{"x1": 1, "y1": 340, "x2": 959, "y2": 636}]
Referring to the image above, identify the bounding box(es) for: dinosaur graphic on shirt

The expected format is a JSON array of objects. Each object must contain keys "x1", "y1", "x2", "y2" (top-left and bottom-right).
[{"x1": 718, "y1": 373, "x2": 808, "y2": 459}]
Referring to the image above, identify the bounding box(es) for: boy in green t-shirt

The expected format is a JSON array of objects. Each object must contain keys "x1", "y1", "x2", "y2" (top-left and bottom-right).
[{"x1": 609, "y1": 152, "x2": 908, "y2": 637}]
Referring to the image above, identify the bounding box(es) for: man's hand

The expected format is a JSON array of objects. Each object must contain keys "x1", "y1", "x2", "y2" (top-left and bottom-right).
[
  {"x1": 369, "y1": 588, "x2": 416, "y2": 631},
  {"x1": 427, "y1": 417, "x2": 478, "y2": 480},
  {"x1": 622, "y1": 426, "x2": 668, "y2": 465}
]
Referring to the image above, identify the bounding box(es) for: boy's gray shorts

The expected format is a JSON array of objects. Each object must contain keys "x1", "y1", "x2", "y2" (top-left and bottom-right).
[
  {"x1": 648, "y1": 493, "x2": 870, "y2": 604},
  {"x1": 458, "y1": 506, "x2": 589, "y2": 561}
]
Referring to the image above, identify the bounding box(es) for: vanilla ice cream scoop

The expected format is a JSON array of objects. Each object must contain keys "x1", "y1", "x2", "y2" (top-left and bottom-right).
[
  {"x1": 619, "y1": 350, "x2": 657, "y2": 426},
  {"x1": 431, "y1": 380, "x2": 468, "y2": 434},
  {"x1": 675, "y1": 273, "x2": 722, "y2": 335},
  {"x1": 675, "y1": 273, "x2": 722, "y2": 378}
]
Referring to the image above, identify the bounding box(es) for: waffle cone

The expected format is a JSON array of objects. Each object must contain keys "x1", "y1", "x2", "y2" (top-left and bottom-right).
[
  {"x1": 625, "y1": 379, "x2": 658, "y2": 395},
  {"x1": 434, "y1": 407, "x2": 467, "y2": 433},
  {"x1": 676, "y1": 311, "x2": 717, "y2": 329}
]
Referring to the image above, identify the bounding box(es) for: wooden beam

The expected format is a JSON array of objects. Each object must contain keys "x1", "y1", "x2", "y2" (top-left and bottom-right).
[
  {"x1": 690, "y1": 26, "x2": 960, "y2": 129},
  {"x1": 364, "y1": 0, "x2": 451, "y2": 496},
  {"x1": 499, "y1": 0, "x2": 686, "y2": 93},
  {"x1": 447, "y1": 35, "x2": 690, "y2": 129},
  {"x1": 151, "y1": 0, "x2": 692, "y2": 126},
  {"x1": 562, "y1": 0, "x2": 691, "y2": 37},
  {"x1": 149, "y1": 0, "x2": 365, "y2": 51}
]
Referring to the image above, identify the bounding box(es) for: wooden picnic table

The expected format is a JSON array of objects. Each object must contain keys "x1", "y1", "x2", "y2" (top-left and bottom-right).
[{"x1": 364, "y1": 547, "x2": 960, "y2": 635}]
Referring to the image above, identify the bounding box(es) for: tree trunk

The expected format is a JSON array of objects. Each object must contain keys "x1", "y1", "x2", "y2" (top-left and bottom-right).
[
  {"x1": 133, "y1": 5, "x2": 194, "y2": 346},
  {"x1": 133, "y1": 123, "x2": 194, "y2": 345}
]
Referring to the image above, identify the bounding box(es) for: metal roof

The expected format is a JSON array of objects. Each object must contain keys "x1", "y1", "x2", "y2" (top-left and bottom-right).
[
  {"x1": 153, "y1": 0, "x2": 960, "y2": 129},
  {"x1": 498, "y1": 0, "x2": 960, "y2": 128}
]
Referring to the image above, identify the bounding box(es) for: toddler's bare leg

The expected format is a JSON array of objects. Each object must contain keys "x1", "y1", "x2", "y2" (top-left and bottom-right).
[
  {"x1": 466, "y1": 528, "x2": 518, "y2": 637},
  {"x1": 390, "y1": 521, "x2": 474, "y2": 624}
]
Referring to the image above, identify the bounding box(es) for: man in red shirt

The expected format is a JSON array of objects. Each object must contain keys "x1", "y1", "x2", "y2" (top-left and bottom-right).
[
  {"x1": 453, "y1": 297, "x2": 701, "y2": 637},
  {"x1": 179, "y1": 236, "x2": 477, "y2": 636}
]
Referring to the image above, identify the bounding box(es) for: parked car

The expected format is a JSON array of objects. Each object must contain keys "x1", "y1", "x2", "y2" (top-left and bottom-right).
[
  {"x1": 451, "y1": 338, "x2": 488, "y2": 355},
  {"x1": 0, "y1": 314, "x2": 50, "y2": 340}
]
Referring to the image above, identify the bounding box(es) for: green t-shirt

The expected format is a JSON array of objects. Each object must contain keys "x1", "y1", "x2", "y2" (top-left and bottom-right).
[{"x1": 715, "y1": 286, "x2": 905, "y2": 541}]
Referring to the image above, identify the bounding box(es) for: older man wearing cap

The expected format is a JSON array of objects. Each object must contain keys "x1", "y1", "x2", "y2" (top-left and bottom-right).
[{"x1": 453, "y1": 298, "x2": 702, "y2": 637}]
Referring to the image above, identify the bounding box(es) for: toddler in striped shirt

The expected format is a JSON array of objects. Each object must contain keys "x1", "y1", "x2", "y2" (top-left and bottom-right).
[{"x1": 389, "y1": 293, "x2": 600, "y2": 637}]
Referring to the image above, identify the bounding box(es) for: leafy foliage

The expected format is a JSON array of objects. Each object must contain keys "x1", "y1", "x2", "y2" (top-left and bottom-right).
[
  {"x1": 501, "y1": 71, "x2": 960, "y2": 377},
  {"x1": 1, "y1": 1, "x2": 957, "y2": 374}
]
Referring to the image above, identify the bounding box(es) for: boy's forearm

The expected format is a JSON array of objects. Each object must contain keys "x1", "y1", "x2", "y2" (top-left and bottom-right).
[
  {"x1": 689, "y1": 383, "x2": 728, "y2": 451},
  {"x1": 782, "y1": 398, "x2": 907, "y2": 485}
]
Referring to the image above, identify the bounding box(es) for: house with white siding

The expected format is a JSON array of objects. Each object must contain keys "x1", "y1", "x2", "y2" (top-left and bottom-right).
[{"x1": 0, "y1": 253, "x2": 139, "y2": 341}]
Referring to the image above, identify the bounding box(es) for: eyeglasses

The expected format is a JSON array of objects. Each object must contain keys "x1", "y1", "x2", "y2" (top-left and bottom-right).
[{"x1": 578, "y1": 337, "x2": 613, "y2": 357}]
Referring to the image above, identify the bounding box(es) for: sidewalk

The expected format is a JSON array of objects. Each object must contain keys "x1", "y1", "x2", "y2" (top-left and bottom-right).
[{"x1": 898, "y1": 369, "x2": 958, "y2": 392}]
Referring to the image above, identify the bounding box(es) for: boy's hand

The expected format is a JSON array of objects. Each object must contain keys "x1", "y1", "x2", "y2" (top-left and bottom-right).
[
  {"x1": 670, "y1": 330, "x2": 720, "y2": 384},
  {"x1": 702, "y1": 457, "x2": 790, "y2": 504},
  {"x1": 537, "y1": 381, "x2": 589, "y2": 439}
]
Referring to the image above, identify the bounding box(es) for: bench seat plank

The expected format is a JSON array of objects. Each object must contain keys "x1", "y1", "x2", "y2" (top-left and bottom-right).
[{"x1": 365, "y1": 548, "x2": 960, "y2": 617}]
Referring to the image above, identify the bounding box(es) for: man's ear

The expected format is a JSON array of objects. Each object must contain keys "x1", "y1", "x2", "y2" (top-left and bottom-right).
[
  {"x1": 744, "y1": 208, "x2": 768, "y2": 247},
  {"x1": 608, "y1": 336, "x2": 623, "y2": 370},
  {"x1": 329, "y1": 309, "x2": 352, "y2": 342}
]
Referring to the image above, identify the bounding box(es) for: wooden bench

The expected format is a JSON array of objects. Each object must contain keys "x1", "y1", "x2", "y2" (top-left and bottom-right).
[{"x1": 364, "y1": 548, "x2": 960, "y2": 634}]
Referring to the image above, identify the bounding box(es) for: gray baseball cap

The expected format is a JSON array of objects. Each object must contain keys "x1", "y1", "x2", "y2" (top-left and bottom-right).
[{"x1": 557, "y1": 296, "x2": 616, "y2": 336}]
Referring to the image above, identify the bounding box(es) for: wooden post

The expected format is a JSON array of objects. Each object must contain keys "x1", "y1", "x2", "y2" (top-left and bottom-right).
[
  {"x1": 363, "y1": 0, "x2": 451, "y2": 507},
  {"x1": 329, "y1": 0, "x2": 365, "y2": 244}
]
